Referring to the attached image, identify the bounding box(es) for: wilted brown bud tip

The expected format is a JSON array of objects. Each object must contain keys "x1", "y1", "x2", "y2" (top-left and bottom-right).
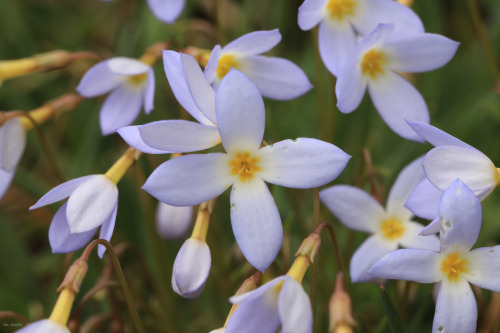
[{"x1": 57, "y1": 259, "x2": 88, "y2": 293}]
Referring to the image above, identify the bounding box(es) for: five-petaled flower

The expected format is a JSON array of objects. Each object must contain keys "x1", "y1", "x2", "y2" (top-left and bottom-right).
[
  {"x1": 369, "y1": 179, "x2": 500, "y2": 333},
  {"x1": 77, "y1": 57, "x2": 155, "y2": 135},
  {"x1": 297, "y1": 0, "x2": 424, "y2": 76},
  {"x1": 142, "y1": 69, "x2": 350, "y2": 272},
  {"x1": 320, "y1": 156, "x2": 439, "y2": 282},
  {"x1": 204, "y1": 29, "x2": 313, "y2": 100},
  {"x1": 335, "y1": 23, "x2": 459, "y2": 141}
]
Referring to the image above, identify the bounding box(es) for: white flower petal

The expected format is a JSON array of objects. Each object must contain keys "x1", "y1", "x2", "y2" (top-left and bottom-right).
[
  {"x1": 239, "y1": 56, "x2": 312, "y2": 100},
  {"x1": 139, "y1": 120, "x2": 220, "y2": 153},
  {"x1": 318, "y1": 20, "x2": 357, "y2": 77},
  {"x1": 76, "y1": 60, "x2": 123, "y2": 97},
  {"x1": 99, "y1": 85, "x2": 144, "y2": 135},
  {"x1": 386, "y1": 156, "x2": 425, "y2": 217},
  {"x1": 172, "y1": 238, "x2": 211, "y2": 299},
  {"x1": 143, "y1": 68, "x2": 155, "y2": 114},
  {"x1": 368, "y1": 248, "x2": 441, "y2": 283},
  {"x1": 407, "y1": 121, "x2": 477, "y2": 150},
  {"x1": 230, "y1": 178, "x2": 282, "y2": 272},
  {"x1": 66, "y1": 175, "x2": 118, "y2": 233},
  {"x1": 0, "y1": 168, "x2": 15, "y2": 200},
  {"x1": 163, "y1": 50, "x2": 214, "y2": 125},
  {"x1": 117, "y1": 125, "x2": 170, "y2": 154},
  {"x1": 405, "y1": 179, "x2": 442, "y2": 221},
  {"x1": 142, "y1": 153, "x2": 234, "y2": 206},
  {"x1": 279, "y1": 278, "x2": 313, "y2": 333},
  {"x1": 180, "y1": 53, "x2": 217, "y2": 124},
  {"x1": 336, "y1": 57, "x2": 368, "y2": 113},
  {"x1": 423, "y1": 145, "x2": 496, "y2": 192},
  {"x1": 97, "y1": 203, "x2": 118, "y2": 258},
  {"x1": 146, "y1": 0, "x2": 186, "y2": 23},
  {"x1": 420, "y1": 218, "x2": 442, "y2": 236},
  {"x1": 15, "y1": 319, "x2": 70, "y2": 333},
  {"x1": 107, "y1": 57, "x2": 149, "y2": 75},
  {"x1": 465, "y1": 246, "x2": 500, "y2": 292},
  {"x1": 438, "y1": 179, "x2": 482, "y2": 252},
  {"x1": 350, "y1": 235, "x2": 397, "y2": 283},
  {"x1": 0, "y1": 118, "x2": 26, "y2": 172},
  {"x1": 216, "y1": 69, "x2": 265, "y2": 153},
  {"x1": 49, "y1": 203, "x2": 97, "y2": 254},
  {"x1": 386, "y1": 34, "x2": 459, "y2": 73},
  {"x1": 399, "y1": 221, "x2": 440, "y2": 251},
  {"x1": 223, "y1": 29, "x2": 281, "y2": 55},
  {"x1": 30, "y1": 175, "x2": 95, "y2": 209},
  {"x1": 352, "y1": 0, "x2": 423, "y2": 36},
  {"x1": 226, "y1": 278, "x2": 281, "y2": 333},
  {"x1": 230, "y1": 276, "x2": 287, "y2": 305},
  {"x1": 258, "y1": 138, "x2": 350, "y2": 188},
  {"x1": 320, "y1": 185, "x2": 384, "y2": 233},
  {"x1": 368, "y1": 71, "x2": 429, "y2": 142},
  {"x1": 298, "y1": 0, "x2": 326, "y2": 30},
  {"x1": 204, "y1": 45, "x2": 222, "y2": 85},
  {"x1": 433, "y1": 280, "x2": 477, "y2": 333},
  {"x1": 156, "y1": 202, "x2": 193, "y2": 240}
]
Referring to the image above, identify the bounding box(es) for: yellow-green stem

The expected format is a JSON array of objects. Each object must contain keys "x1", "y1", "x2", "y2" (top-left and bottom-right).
[{"x1": 105, "y1": 147, "x2": 141, "y2": 184}]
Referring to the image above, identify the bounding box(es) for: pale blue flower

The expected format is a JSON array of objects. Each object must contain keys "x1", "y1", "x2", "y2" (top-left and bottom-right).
[
  {"x1": 142, "y1": 69, "x2": 350, "y2": 272},
  {"x1": 369, "y1": 179, "x2": 500, "y2": 333}
]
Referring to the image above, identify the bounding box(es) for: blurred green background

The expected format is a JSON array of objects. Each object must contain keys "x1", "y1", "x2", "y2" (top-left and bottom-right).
[{"x1": 1, "y1": 0, "x2": 500, "y2": 332}]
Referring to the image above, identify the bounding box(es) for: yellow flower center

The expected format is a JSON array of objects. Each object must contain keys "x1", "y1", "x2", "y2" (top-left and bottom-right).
[
  {"x1": 127, "y1": 73, "x2": 148, "y2": 86},
  {"x1": 361, "y1": 49, "x2": 387, "y2": 79},
  {"x1": 216, "y1": 54, "x2": 238, "y2": 80},
  {"x1": 441, "y1": 252, "x2": 469, "y2": 282},
  {"x1": 229, "y1": 151, "x2": 261, "y2": 182},
  {"x1": 327, "y1": 0, "x2": 357, "y2": 21},
  {"x1": 380, "y1": 218, "x2": 405, "y2": 240}
]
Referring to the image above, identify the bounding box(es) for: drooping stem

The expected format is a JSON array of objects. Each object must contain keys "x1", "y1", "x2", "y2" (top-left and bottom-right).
[
  {"x1": 0, "y1": 311, "x2": 29, "y2": 325},
  {"x1": 80, "y1": 239, "x2": 146, "y2": 333}
]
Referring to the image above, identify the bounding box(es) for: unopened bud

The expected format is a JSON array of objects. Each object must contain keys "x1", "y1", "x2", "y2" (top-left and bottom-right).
[
  {"x1": 183, "y1": 46, "x2": 211, "y2": 67},
  {"x1": 57, "y1": 259, "x2": 88, "y2": 293},
  {"x1": 329, "y1": 273, "x2": 356, "y2": 333},
  {"x1": 172, "y1": 238, "x2": 211, "y2": 299},
  {"x1": 139, "y1": 42, "x2": 169, "y2": 66},
  {"x1": 295, "y1": 231, "x2": 321, "y2": 263}
]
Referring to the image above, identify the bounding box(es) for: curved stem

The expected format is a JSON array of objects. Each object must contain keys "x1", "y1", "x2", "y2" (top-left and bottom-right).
[
  {"x1": 0, "y1": 311, "x2": 29, "y2": 325},
  {"x1": 317, "y1": 222, "x2": 345, "y2": 274},
  {"x1": 80, "y1": 239, "x2": 146, "y2": 333},
  {"x1": 72, "y1": 281, "x2": 120, "y2": 320}
]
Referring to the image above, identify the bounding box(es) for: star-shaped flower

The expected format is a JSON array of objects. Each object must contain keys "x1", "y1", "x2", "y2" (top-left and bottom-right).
[
  {"x1": 142, "y1": 69, "x2": 350, "y2": 272},
  {"x1": 225, "y1": 275, "x2": 312, "y2": 333},
  {"x1": 369, "y1": 179, "x2": 500, "y2": 333},
  {"x1": 204, "y1": 29, "x2": 313, "y2": 100},
  {"x1": 298, "y1": 0, "x2": 424, "y2": 76},
  {"x1": 405, "y1": 121, "x2": 495, "y2": 234},
  {"x1": 77, "y1": 57, "x2": 155, "y2": 135},
  {"x1": 118, "y1": 51, "x2": 221, "y2": 154},
  {"x1": 30, "y1": 174, "x2": 118, "y2": 257},
  {"x1": 336, "y1": 23, "x2": 459, "y2": 141},
  {"x1": 0, "y1": 117, "x2": 26, "y2": 200},
  {"x1": 320, "y1": 156, "x2": 439, "y2": 282}
]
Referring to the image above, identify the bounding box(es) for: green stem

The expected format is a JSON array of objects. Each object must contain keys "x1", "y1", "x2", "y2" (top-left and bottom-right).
[
  {"x1": 313, "y1": 27, "x2": 327, "y2": 140},
  {"x1": 466, "y1": 0, "x2": 500, "y2": 82},
  {"x1": 82, "y1": 239, "x2": 146, "y2": 333}
]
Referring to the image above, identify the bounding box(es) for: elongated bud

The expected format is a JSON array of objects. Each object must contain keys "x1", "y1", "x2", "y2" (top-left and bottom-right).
[
  {"x1": 183, "y1": 46, "x2": 211, "y2": 67},
  {"x1": 57, "y1": 260, "x2": 88, "y2": 293},
  {"x1": 171, "y1": 238, "x2": 211, "y2": 299},
  {"x1": 139, "y1": 42, "x2": 169, "y2": 66},
  {"x1": 156, "y1": 202, "x2": 193, "y2": 239},
  {"x1": 19, "y1": 94, "x2": 84, "y2": 130},
  {"x1": 295, "y1": 231, "x2": 321, "y2": 263},
  {"x1": 329, "y1": 273, "x2": 356, "y2": 333}
]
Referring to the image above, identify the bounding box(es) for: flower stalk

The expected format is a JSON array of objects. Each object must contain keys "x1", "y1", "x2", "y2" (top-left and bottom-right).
[{"x1": 104, "y1": 147, "x2": 141, "y2": 184}]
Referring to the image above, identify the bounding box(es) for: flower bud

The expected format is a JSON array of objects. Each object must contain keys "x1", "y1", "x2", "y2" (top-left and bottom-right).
[
  {"x1": 156, "y1": 202, "x2": 193, "y2": 240},
  {"x1": 172, "y1": 238, "x2": 211, "y2": 299},
  {"x1": 295, "y1": 231, "x2": 321, "y2": 263},
  {"x1": 329, "y1": 273, "x2": 356, "y2": 333}
]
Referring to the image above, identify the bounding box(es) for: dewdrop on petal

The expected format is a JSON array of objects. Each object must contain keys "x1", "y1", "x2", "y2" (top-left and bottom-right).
[{"x1": 156, "y1": 202, "x2": 193, "y2": 240}]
